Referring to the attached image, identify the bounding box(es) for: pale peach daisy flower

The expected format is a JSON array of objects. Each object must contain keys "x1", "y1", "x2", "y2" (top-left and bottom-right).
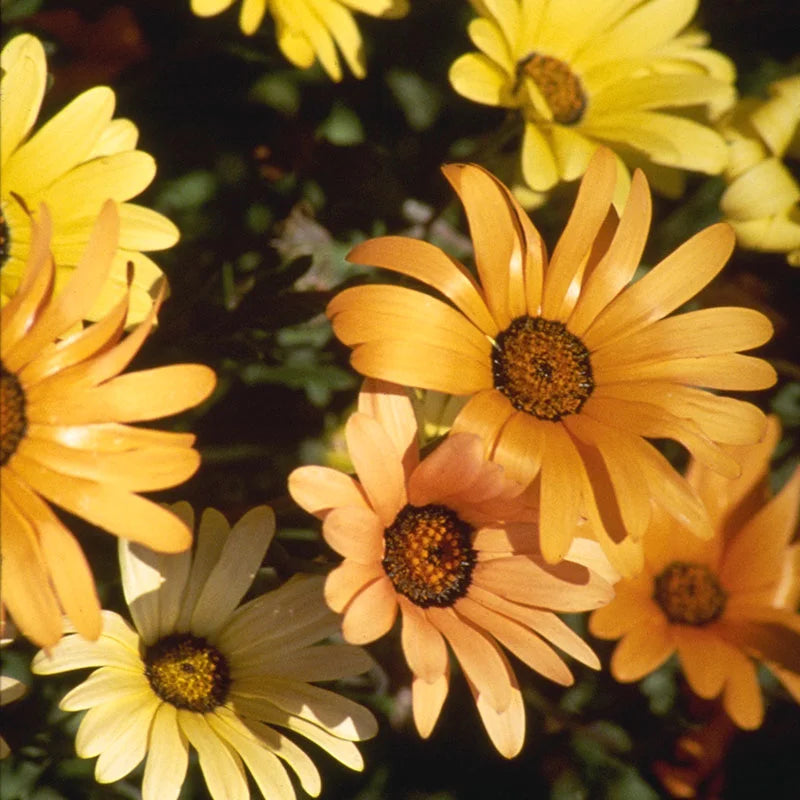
[{"x1": 290, "y1": 379, "x2": 614, "y2": 757}]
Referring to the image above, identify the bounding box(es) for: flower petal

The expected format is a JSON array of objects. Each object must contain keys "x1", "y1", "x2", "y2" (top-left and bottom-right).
[
  {"x1": 342, "y1": 576, "x2": 398, "y2": 644},
  {"x1": 142, "y1": 703, "x2": 189, "y2": 800}
]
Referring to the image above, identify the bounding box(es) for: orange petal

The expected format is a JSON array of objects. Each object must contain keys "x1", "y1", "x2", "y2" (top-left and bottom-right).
[
  {"x1": 2, "y1": 475, "x2": 100, "y2": 641},
  {"x1": 720, "y1": 466, "x2": 800, "y2": 592},
  {"x1": 592, "y1": 307, "x2": 774, "y2": 370},
  {"x1": 610, "y1": 618, "x2": 674, "y2": 682},
  {"x1": 471, "y1": 558, "x2": 611, "y2": 612},
  {"x1": 31, "y1": 365, "x2": 216, "y2": 424},
  {"x1": 358, "y1": 378, "x2": 419, "y2": 478},
  {"x1": 456, "y1": 596, "x2": 573, "y2": 685},
  {"x1": 452, "y1": 389, "x2": 515, "y2": 461},
  {"x1": 324, "y1": 561, "x2": 385, "y2": 613},
  {"x1": 543, "y1": 147, "x2": 617, "y2": 321},
  {"x1": 441, "y1": 163, "x2": 520, "y2": 329},
  {"x1": 407, "y1": 433, "x2": 485, "y2": 505},
  {"x1": 412, "y1": 673, "x2": 449, "y2": 739},
  {"x1": 345, "y1": 412, "x2": 406, "y2": 527},
  {"x1": 10, "y1": 453, "x2": 192, "y2": 551},
  {"x1": 322, "y1": 506, "x2": 385, "y2": 563},
  {"x1": 674, "y1": 627, "x2": 731, "y2": 699},
  {"x1": 427, "y1": 606, "x2": 511, "y2": 712},
  {"x1": 341, "y1": 576, "x2": 398, "y2": 644},
  {"x1": 288, "y1": 466, "x2": 369, "y2": 519},
  {"x1": 0, "y1": 478, "x2": 63, "y2": 647},
  {"x1": 539, "y1": 424, "x2": 585, "y2": 563},
  {"x1": 346, "y1": 236, "x2": 497, "y2": 336},
  {"x1": 584, "y1": 394, "x2": 741, "y2": 478},
  {"x1": 328, "y1": 284, "x2": 491, "y2": 360},
  {"x1": 468, "y1": 663, "x2": 525, "y2": 759},
  {"x1": 595, "y1": 353, "x2": 777, "y2": 390},
  {"x1": 484, "y1": 406, "x2": 550, "y2": 485},
  {"x1": 399, "y1": 598, "x2": 448, "y2": 683},
  {"x1": 721, "y1": 649, "x2": 763, "y2": 729},
  {"x1": 349, "y1": 338, "x2": 493, "y2": 395},
  {"x1": 568, "y1": 169, "x2": 651, "y2": 336},
  {"x1": 583, "y1": 223, "x2": 736, "y2": 350}
]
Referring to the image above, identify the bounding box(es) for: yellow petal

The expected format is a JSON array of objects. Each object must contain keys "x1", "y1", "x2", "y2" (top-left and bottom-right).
[
  {"x1": 449, "y1": 53, "x2": 509, "y2": 106},
  {"x1": 0, "y1": 34, "x2": 47, "y2": 167}
]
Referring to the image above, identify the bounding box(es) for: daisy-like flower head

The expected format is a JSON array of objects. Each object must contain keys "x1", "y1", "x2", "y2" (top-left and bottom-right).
[
  {"x1": 330, "y1": 148, "x2": 777, "y2": 576},
  {"x1": 190, "y1": 0, "x2": 409, "y2": 82},
  {"x1": 720, "y1": 74, "x2": 800, "y2": 266},
  {"x1": 290, "y1": 379, "x2": 614, "y2": 757},
  {"x1": 589, "y1": 416, "x2": 800, "y2": 730},
  {"x1": 32, "y1": 503, "x2": 377, "y2": 800},
  {"x1": 449, "y1": 0, "x2": 736, "y2": 202},
  {"x1": 1, "y1": 34, "x2": 179, "y2": 326},
  {"x1": 1, "y1": 203, "x2": 215, "y2": 648}
]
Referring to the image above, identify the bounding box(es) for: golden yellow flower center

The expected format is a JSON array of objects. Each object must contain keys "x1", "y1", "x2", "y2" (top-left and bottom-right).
[
  {"x1": 516, "y1": 53, "x2": 586, "y2": 125},
  {"x1": 492, "y1": 315, "x2": 594, "y2": 421},
  {"x1": 382, "y1": 504, "x2": 476, "y2": 608},
  {"x1": 144, "y1": 633, "x2": 231, "y2": 712},
  {"x1": 654, "y1": 562, "x2": 727, "y2": 626},
  {"x1": 1, "y1": 362, "x2": 27, "y2": 467}
]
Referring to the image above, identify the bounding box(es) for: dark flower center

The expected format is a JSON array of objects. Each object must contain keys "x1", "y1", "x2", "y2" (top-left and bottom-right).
[
  {"x1": 144, "y1": 633, "x2": 231, "y2": 712},
  {"x1": 0, "y1": 211, "x2": 9, "y2": 266},
  {"x1": 382, "y1": 504, "x2": 476, "y2": 608},
  {"x1": 492, "y1": 315, "x2": 594, "y2": 421},
  {"x1": 516, "y1": 53, "x2": 586, "y2": 124},
  {"x1": 654, "y1": 562, "x2": 727, "y2": 626},
  {"x1": 1, "y1": 362, "x2": 27, "y2": 466}
]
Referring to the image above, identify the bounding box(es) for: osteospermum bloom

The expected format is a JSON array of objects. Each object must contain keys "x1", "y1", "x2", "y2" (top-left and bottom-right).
[
  {"x1": 1, "y1": 204, "x2": 215, "y2": 648},
  {"x1": 720, "y1": 75, "x2": 800, "y2": 266},
  {"x1": 190, "y1": 0, "x2": 408, "y2": 81},
  {"x1": 330, "y1": 148, "x2": 777, "y2": 575},
  {"x1": 1, "y1": 34, "x2": 178, "y2": 325},
  {"x1": 290, "y1": 379, "x2": 614, "y2": 757},
  {"x1": 33, "y1": 504, "x2": 377, "y2": 799},
  {"x1": 449, "y1": 0, "x2": 735, "y2": 201},
  {"x1": 589, "y1": 417, "x2": 800, "y2": 729}
]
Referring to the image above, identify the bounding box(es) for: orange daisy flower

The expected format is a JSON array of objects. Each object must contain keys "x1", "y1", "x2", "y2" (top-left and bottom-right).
[
  {"x1": 589, "y1": 416, "x2": 800, "y2": 729},
  {"x1": 330, "y1": 147, "x2": 776, "y2": 575},
  {"x1": 289, "y1": 379, "x2": 614, "y2": 757},
  {"x1": 0, "y1": 203, "x2": 216, "y2": 648}
]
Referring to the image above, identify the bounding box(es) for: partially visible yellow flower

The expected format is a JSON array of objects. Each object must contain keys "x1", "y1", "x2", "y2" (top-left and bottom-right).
[
  {"x1": 1, "y1": 203, "x2": 216, "y2": 648},
  {"x1": 290, "y1": 379, "x2": 614, "y2": 757},
  {"x1": 332, "y1": 148, "x2": 776, "y2": 576},
  {"x1": 1, "y1": 34, "x2": 179, "y2": 325},
  {"x1": 449, "y1": 0, "x2": 735, "y2": 203},
  {"x1": 190, "y1": 0, "x2": 409, "y2": 81},
  {"x1": 33, "y1": 503, "x2": 377, "y2": 799},
  {"x1": 589, "y1": 417, "x2": 800, "y2": 730},
  {"x1": 720, "y1": 74, "x2": 800, "y2": 266}
]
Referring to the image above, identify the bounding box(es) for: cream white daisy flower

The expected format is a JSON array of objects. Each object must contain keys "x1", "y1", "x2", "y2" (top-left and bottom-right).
[{"x1": 33, "y1": 503, "x2": 377, "y2": 800}]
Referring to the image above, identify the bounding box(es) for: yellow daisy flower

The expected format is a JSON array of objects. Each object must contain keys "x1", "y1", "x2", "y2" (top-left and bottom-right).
[
  {"x1": 33, "y1": 503, "x2": 377, "y2": 799},
  {"x1": 290, "y1": 379, "x2": 614, "y2": 757},
  {"x1": 1, "y1": 33, "x2": 179, "y2": 325},
  {"x1": 449, "y1": 0, "x2": 735, "y2": 202},
  {"x1": 589, "y1": 416, "x2": 800, "y2": 730},
  {"x1": 1, "y1": 203, "x2": 215, "y2": 648},
  {"x1": 330, "y1": 148, "x2": 776, "y2": 576},
  {"x1": 720, "y1": 74, "x2": 800, "y2": 266},
  {"x1": 190, "y1": 0, "x2": 409, "y2": 81}
]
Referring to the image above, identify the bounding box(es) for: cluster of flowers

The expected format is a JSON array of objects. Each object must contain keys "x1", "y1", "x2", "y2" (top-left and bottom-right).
[{"x1": 1, "y1": 0, "x2": 799, "y2": 798}]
